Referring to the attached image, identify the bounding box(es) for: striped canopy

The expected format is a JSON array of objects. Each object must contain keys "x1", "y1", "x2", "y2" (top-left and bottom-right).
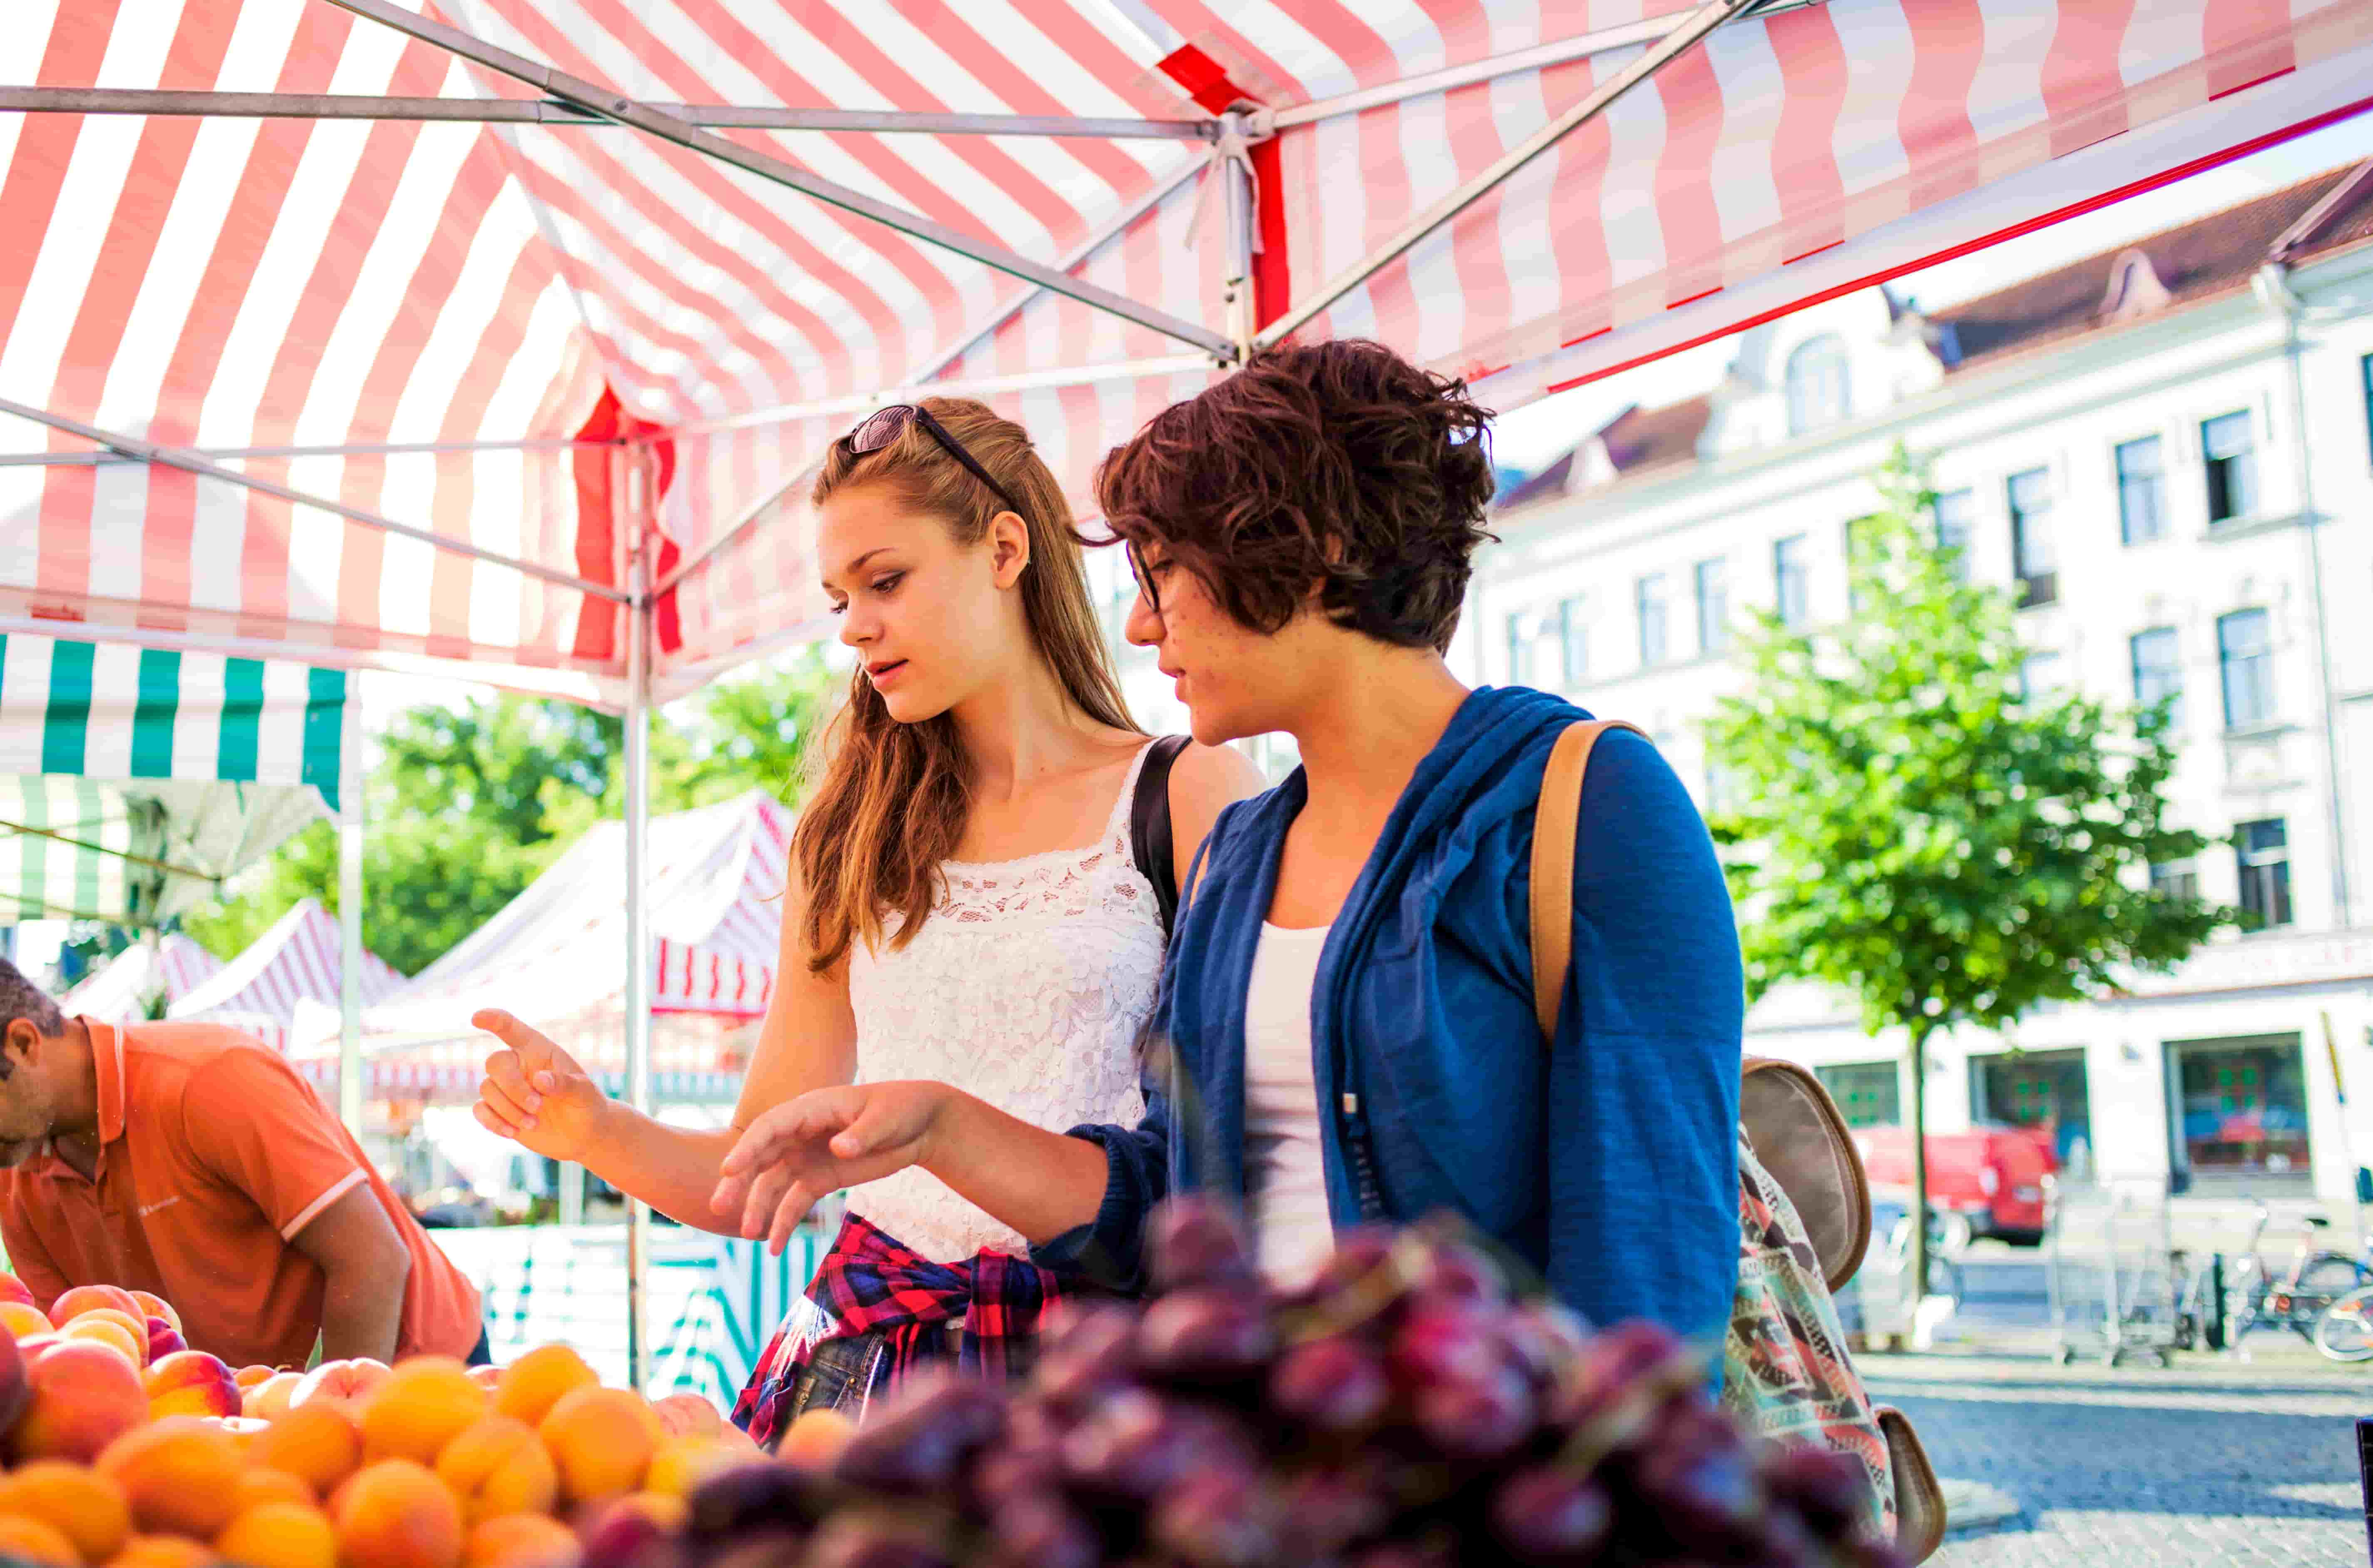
[
  {"x1": 171, "y1": 895, "x2": 404, "y2": 1049},
  {"x1": 0, "y1": 631, "x2": 343, "y2": 923},
  {"x1": 7, "y1": 0, "x2": 2371, "y2": 707},
  {"x1": 289, "y1": 789, "x2": 787, "y2": 1076}
]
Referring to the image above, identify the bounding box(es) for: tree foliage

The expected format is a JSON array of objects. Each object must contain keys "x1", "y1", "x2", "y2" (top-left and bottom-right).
[
  {"x1": 183, "y1": 652, "x2": 837, "y2": 976},
  {"x1": 1703, "y1": 444, "x2": 2229, "y2": 1041}
]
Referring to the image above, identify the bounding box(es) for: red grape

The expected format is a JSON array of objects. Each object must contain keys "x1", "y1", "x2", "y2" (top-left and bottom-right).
[
  {"x1": 1410, "y1": 1365, "x2": 1535, "y2": 1459},
  {"x1": 1133, "y1": 1290, "x2": 1275, "y2": 1384},
  {"x1": 1149, "y1": 1469, "x2": 1281, "y2": 1566},
  {"x1": 1268, "y1": 1336, "x2": 1390, "y2": 1431},
  {"x1": 1148, "y1": 1200, "x2": 1257, "y2": 1292},
  {"x1": 1487, "y1": 1467, "x2": 1614, "y2": 1563},
  {"x1": 835, "y1": 1377, "x2": 1007, "y2": 1493}
]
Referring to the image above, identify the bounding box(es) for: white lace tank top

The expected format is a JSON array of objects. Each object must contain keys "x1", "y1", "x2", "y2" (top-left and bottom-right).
[{"x1": 842, "y1": 741, "x2": 1162, "y2": 1262}]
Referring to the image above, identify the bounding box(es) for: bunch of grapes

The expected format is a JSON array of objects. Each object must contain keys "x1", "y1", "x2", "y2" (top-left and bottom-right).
[{"x1": 637, "y1": 1199, "x2": 1908, "y2": 1568}]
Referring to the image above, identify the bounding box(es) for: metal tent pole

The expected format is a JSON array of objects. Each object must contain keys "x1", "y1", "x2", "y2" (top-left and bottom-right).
[
  {"x1": 621, "y1": 483, "x2": 655, "y2": 1394},
  {"x1": 338, "y1": 683, "x2": 366, "y2": 1137}
]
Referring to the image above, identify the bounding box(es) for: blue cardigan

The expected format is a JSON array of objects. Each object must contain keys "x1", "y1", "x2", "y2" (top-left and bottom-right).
[{"x1": 1033, "y1": 685, "x2": 1741, "y2": 1343}]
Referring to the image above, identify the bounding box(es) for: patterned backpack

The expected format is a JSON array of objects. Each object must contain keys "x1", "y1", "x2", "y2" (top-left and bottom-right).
[{"x1": 1528, "y1": 720, "x2": 1947, "y2": 1564}]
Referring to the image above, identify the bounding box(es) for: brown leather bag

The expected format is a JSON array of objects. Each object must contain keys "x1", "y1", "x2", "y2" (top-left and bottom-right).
[{"x1": 1528, "y1": 718, "x2": 1947, "y2": 1563}]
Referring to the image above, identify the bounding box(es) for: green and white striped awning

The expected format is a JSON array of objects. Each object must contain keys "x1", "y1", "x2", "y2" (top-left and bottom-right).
[{"x1": 0, "y1": 634, "x2": 347, "y2": 926}]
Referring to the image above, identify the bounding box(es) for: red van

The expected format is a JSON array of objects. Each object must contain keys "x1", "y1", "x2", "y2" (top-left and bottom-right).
[{"x1": 1852, "y1": 1124, "x2": 2057, "y2": 1246}]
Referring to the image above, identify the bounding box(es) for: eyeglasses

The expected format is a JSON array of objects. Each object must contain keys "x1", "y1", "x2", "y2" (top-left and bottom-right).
[
  {"x1": 839, "y1": 403, "x2": 1028, "y2": 519},
  {"x1": 1126, "y1": 540, "x2": 1163, "y2": 616}
]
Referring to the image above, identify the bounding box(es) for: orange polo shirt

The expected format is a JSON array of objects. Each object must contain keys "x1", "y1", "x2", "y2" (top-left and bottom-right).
[{"x1": 0, "y1": 1019, "x2": 480, "y2": 1371}]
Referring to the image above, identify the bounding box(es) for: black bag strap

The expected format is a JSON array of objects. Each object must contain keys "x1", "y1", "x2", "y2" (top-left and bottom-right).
[{"x1": 1129, "y1": 734, "x2": 1194, "y2": 936}]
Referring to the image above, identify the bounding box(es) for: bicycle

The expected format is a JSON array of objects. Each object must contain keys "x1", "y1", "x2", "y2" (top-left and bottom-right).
[
  {"x1": 2224, "y1": 1199, "x2": 2372, "y2": 1352},
  {"x1": 2313, "y1": 1284, "x2": 2373, "y2": 1361}
]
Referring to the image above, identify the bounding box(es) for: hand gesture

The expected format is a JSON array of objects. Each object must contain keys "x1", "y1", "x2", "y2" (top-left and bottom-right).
[
  {"x1": 471, "y1": 1009, "x2": 608, "y2": 1163},
  {"x1": 710, "y1": 1080, "x2": 950, "y2": 1253}
]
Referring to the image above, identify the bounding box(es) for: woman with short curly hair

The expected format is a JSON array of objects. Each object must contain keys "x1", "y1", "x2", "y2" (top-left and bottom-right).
[{"x1": 716, "y1": 343, "x2": 1742, "y2": 1346}]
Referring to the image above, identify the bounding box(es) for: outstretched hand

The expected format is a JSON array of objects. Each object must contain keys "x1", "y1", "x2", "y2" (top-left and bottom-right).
[
  {"x1": 711, "y1": 1080, "x2": 951, "y2": 1253},
  {"x1": 471, "y1": 1009, "x2": 607, "y2": 1163}
]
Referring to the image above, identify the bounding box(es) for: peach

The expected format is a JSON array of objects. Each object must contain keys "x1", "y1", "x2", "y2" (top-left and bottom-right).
[
  {"x1": 776, "y1": 1407, "x2": 856, "y2": 1471},
  {"x1": 0, "y1": 1300, "x2": 52, "y2": 1339},
  {"x1": 435, "y1": 1416, "x2": 558, "y2": 1527},
  {"x1": 649, "y1": 1393, "x2": 724, "y2": 1439},
  {"x1": 643, "y1": 1438, "x2": 740, "y2": 1499},
  {"x1": 63, "y1": 1316, "x2": 147, "y2": 1368},
  {"x1": 144, "y1": 1318, "x2": 186, "y2": 1362},
  {"x1": 358, "y1": 1357, "x2": 487, "y2": 1466},
  {"x1": 235, "y1": 1364, "x2": 279, "y2": 1391},
  {"x1": 536, "y1": 1387, "x2": 660, "y2": 1503},
  {"x1": 492, "y1": 1345, "x2": 597, "y2": 1429},
  {"x1": 0, "y1": 1271, "x2": 37, "y2": 1310},
  {"x1": 291, "y1": 1357, "x2": 392, "y2": 1416},
  {"x1": 96, "y1": 1416, "x2": 247, "y2": 1538},
  {"x1": 253, "y1": 1403, "x2": 362, "y2": 1495},
  {"x1": 215, "y1": 1502, "x2": 339, "y2": 1568},
  {"x1": 0, "y1": 1459, "x2": 133, "y2": 1563},
  {"x1": 129, "y1": 1292, "x2": 181, "y2": 1335},
  {"x1": 105, "y1": 1536, "x2": 218, "y2": 1568},
  {"x1": 145, "y1": 1348, "x2": 244, "y2": 1419},
  {"x1": 583, "y1": 1492, "x2": 686, "y2": 1533},
  {"x1": 333, "y1": 1459, "x2": 463, "y2": 1568},
  {"x1": 9, "y1": 1338, "x2": 149, "y2": 1463},
  {"x1": 468, "y1": 1365, "x2": 503, "y2": 1392},
  {"x1": 13, "y1": 1333, "x2": 61, "y2": 1362},
  {"x1": 48, "y1": 1284, "x2": 141, "y2": 1329},
  {"x1": 0, "y1": 1317, "x2": 25, "y2": 1434},
  {"x1": 234, "y1": 1468, "x2": 318, "y2": 1513},
  {"x1": 0, "y1": 1514, "x2": 80, "y2": 1568},
  {"x1": 246, "y1": 1369, "x2": 306, "y2": 1421},
  {"x1": 463, "y1": 1515, "x2": 580, "y2": 1568}
]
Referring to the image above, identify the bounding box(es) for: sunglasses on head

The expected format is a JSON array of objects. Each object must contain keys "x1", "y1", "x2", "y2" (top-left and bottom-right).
[{"x1": 839, "y1": 403, "x2": 1029, "y2": 520}]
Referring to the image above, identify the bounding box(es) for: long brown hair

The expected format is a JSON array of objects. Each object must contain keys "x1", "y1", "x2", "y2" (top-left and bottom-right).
[{"x1": 794, "y1": 398, "x2": 1138, "y2": 972}]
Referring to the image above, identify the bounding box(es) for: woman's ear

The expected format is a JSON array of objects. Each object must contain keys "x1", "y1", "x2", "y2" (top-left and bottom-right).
[{"x1": 988, "y1": 510, "x2": 1032, "y2": 589}]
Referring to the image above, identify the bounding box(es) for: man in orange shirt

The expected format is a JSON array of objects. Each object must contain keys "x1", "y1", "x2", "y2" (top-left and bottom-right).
[{"x1": 0, "y1": 958, "x2": 483, "y2": 1370}]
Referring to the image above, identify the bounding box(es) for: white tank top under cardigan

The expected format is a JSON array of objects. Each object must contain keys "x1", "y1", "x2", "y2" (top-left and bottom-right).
[{"x1": 1243, "y1": 920, "x2": 1335, "y2": 1288}]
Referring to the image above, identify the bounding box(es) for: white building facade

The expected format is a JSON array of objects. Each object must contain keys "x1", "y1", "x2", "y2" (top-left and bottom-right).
[{"x1": 1470, "y1": 164, "x2": 2373, "y2": 1200}]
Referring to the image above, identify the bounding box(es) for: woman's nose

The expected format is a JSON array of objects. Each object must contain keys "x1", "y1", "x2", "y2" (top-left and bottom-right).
[{"x1": 1123, "y1": 591, "x2": 1162, "y2": 648}]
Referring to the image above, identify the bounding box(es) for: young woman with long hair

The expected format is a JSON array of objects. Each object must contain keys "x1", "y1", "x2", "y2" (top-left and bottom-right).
[
  {"x1": 470, "y1": 398, "x2": 1259, "y2": 1439},
  {"x1": 706, "y1": 345, "x2": 1741, "y2": 1348}
]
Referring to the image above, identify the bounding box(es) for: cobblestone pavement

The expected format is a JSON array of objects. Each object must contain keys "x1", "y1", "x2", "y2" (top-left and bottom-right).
[{"x1": 1864, "y1": 1352, "x2": 2371, "y2": 1566}]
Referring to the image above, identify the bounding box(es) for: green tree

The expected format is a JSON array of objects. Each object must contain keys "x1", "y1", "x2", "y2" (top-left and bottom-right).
[
  {"x1": 1703, "y1": 445, "x2": 2228, "y2": 1295},
  {"x1": 185, "y1": 651, "x2": 836, "y2": 977}
]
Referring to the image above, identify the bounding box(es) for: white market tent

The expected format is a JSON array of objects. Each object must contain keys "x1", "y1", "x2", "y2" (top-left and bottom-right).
[
  {"x1": 170, "y1": 894, "x2": 404, "y2": 1049},
  {"x1": 287, "y1": 790, "x2": 787, "y2": 1102},
  {"x1": 58, "y1": 931, "x2": 222, "y2": 1021},
  {"x1": 11, "y1": 0, "x2": 2371, "y2": 1381}
]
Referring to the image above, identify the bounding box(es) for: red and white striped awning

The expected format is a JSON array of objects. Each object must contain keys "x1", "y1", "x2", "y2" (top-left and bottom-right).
[
  {"x1": 291, "y1": 789, "x2": 789, "y2": 1062},
  {"x1": 8, "y1": 0, "x2": 2370, "y2": 706},
  {"x1": 170, "y1": 895, "x2": 405, "y2": 1049}
]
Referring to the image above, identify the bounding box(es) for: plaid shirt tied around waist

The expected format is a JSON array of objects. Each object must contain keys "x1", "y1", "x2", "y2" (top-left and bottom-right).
[{"x1": 732, "y1": 1210, "x2": 1068, "y2": 1450}]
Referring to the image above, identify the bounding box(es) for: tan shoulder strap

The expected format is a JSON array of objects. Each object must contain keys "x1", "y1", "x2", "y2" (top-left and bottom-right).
[{"x1": 1528, "y1": 719, "x2": 1645, "y2": 1037}]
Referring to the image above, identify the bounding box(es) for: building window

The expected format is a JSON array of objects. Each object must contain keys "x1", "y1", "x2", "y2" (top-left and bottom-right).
[
  {"x1": 2129, "y1": 626, "x2": 2183, "y2": 730},
  {"x1": 2217, "y1": 608, "x2": 2274, "y2": 729},
  {"x1": 2236, "y1": 818, "x2": 2292, "y2": 930},
  {"x1": 2202, "y1": 412, "x2": 2259, "y2": 524},
  {"x1": 1815, "y1": 1061, "x2": 1900, "y2": 1128},
  {"x1": 2019, "y1": 651, "x2": 2063, "y2": 702},
  {"x1": 1504, "y1": 614, "x2": 1534, "y2": 686},
  {"x1": 2115, "y1": 435, "x2": 2166, "y2": 545},
  {"x1": 2007, "y1": 468, "x2": 2055, "y2": 608},
  {"x1": 1784, "y1": 335, "x2": 1851, "y2": 435},
  {"x1": 1694, "y1": 559, "x2": 1729, "y2": 655},
  {"x1": 1933, "y1": 488, "x2": 1974, "y2": 581},
  {"x1": 1556, "y1": 597, "x2": 1588, "y2": 686},
  {"x1": 2171, "y1": 1035, "x2": 2310, "y2": 1187},
  {"x1": 2150, "y1": 860, "x2": 2199, "y2": 904},
  {"x1": 1637, "y1": 574, "x2": 1669, "y2": 668},
  {"x1": 1773, "y1": 535, "x2": 1810, "y2": 629}
]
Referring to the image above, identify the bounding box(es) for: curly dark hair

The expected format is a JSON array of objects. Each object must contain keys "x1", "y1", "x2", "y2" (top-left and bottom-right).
[{"x1": 1094, "y1": 340, "x2": 1497, "y2": 653}]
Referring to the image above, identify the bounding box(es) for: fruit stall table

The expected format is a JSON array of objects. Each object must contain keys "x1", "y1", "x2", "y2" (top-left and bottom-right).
[{"x1": 431, "y1": 1222, "x2": 829, "y2": 1410}]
